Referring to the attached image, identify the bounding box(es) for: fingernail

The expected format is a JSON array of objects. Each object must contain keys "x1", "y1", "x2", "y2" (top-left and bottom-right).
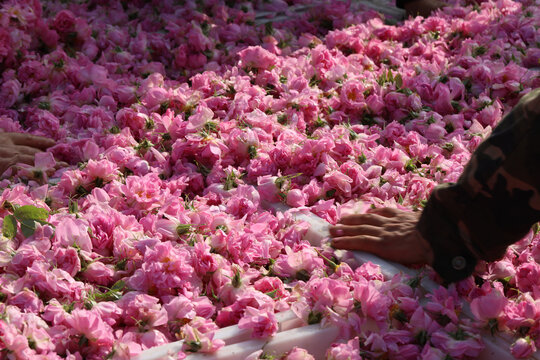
[{"x1": 335, "y1": 229, "x2": 344, "y2": 236}]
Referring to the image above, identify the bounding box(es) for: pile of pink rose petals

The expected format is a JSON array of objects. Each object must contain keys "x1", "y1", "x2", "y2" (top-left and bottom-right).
[{"x1": 0, "y1": 0, "x2": 539, "y2": 359}]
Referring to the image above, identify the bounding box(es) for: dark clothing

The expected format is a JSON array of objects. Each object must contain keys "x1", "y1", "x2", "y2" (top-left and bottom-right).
[
  {"x1": 417, "y1": 88, "x2": 540, "y2": 283},
  {"x1": 396, "y1": 0, "x2": 410, "y2": 8}
]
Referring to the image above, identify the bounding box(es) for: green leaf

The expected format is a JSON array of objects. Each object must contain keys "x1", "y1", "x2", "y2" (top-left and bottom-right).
[
  {"x1": 377, "y1": 70, "x2": 387, "y2": 85},
  {"x1": 395, "y1": 73, "x2": 403, "y2": 88},
  {"x1": 2, "y1": 215, "x2": 17, "y2": 239},
  {"x1": 110, "y1": 280, "x2": 126, "y2": 292},
  {"x1": 415, "y1": 329, "x2": 429, "y2": 346},
  {"x1": 19, "y1": 219, "x2": 37, "y2": 238},
  {"x1": 387, "y1": 69, "x2": 394, "y2": 83},
  {"x1": 307, "y1": 311, "x2": 322, "y2": 325},
  {"x1": 176, "y1": 224, "x2": 192, "y2": 236},
  {"x1": 13, "y1": 205, "x2": 48, "y2": 222},
  {"x1": 185, "y1": 340, "x2": 202, "y2": 353},
  {"x1": 69, "y1": 200, "x2": 79, "y2": 214}
]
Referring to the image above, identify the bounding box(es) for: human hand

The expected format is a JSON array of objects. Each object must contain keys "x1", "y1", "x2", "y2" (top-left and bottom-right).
[
  {"x1": 0, "y1": 132, "x2": 56, "y2": 175},
  {"x1": 329, "y1": 207, "x2": 434, "y2": 266}
]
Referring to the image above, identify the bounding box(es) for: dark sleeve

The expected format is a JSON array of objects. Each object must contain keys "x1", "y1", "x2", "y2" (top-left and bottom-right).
[
  {"x1": 417, "y1": 88, "x2": 540, "y2": 283},
  {"x1": 395, "y1": 0, "x2": 413, "y2": 8}
]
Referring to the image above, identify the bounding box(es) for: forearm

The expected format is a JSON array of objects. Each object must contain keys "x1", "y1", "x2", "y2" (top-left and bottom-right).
[
  {"x1": 418, "y1": 88, "x2": 540, "y2": 282},
  {"x1": 395, "y1": 0, "x2": 409, "y2": 8}
]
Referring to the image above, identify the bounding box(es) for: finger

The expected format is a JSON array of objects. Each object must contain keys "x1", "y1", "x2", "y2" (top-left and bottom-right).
[
  {"x1": 331, "y1": 235, "x2": 381, "y2": 252},
  {"x1": 0, "y1": 148, "x2": 16, "y2": 157},
  {"x1": 366, "y1": 207, "x2": 401, "y2": 217},
  {"x1": 7, "y1": 133, "x2": 55, "y2": 149},
  {"x1": 55, "y1": 161, "x2": 70, "y2": 168},
  {"x1": 329, "y1": 224, "x2": 383, "y2": 237},
  {"x1": 11, "y1": 153, "x2": 35, "y2": 166},
  {"x1": 0, "y1": 160, "x2": 11, "y2": 175},
  {"x1": 339, "y1": 213, "x2": 388, "y2": 226},
  {"x1": 46, "y1": 161, "x2": 70, "y2": 176},
  {"x1": 12, "y1": 145, "x2": 42, "y2": 156}
]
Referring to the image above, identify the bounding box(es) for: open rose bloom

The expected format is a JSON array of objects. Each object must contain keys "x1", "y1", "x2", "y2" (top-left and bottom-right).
[{"x1": 0, "y1": 0, "x2": 539, "y2": 359}]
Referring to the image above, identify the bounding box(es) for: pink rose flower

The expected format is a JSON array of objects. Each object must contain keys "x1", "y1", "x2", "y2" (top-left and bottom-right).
[
  {"x1": 52, "y1": 10, "x2": 77, "y2": 34},
  {"x1": 323, "y1": 171, "x2": 353, "y2": 197},
  {"x1": 327, "y1": 337, "x2": 362, "y2": 360},
  {"x1": 65, "y1": 309, "x2": 114, "y2": 348},
  {"x1": 55, "y1": 217, "x2": 92, "y2": 252},
  {"x1": 81, "y1": 261, "x2": 114, "y2": 286},
  {"x1": 284, "y1": 347, "x2": 315, "y2": 360},
  {"x1": 238, "y1": 46, "x2": 278, "y2": 70},
  {"x1": 286, "y1": 189, "x2": 306, "y2": 207},
  {"x1": 511, "y1": 337, "x2": 537, "y2": 359},
  {"x1": 470, "y1": 290, "x2": 507, "y2": 323},
  {"x1": 238, "y1": 306, "x2": 278, "y2": 339},
  {"x1": 52, "y1": 246, "x2": 81, "y2": 277},
  {"x1": 0, "y1": 79, "x2": 20, "y2": 108}
]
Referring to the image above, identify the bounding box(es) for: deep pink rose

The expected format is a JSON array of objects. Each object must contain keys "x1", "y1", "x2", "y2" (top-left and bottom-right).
[{"x1": 52, "y1": 10, "x2": 76, "y2": 34}]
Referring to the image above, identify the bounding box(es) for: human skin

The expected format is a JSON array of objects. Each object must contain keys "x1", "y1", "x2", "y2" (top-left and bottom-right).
[
  {"x1": 330, "y1": 207, "x2": 434, "y2": 266},
  {"x1": 0, "y1": 132, "x2": 56, "y2": 175}
]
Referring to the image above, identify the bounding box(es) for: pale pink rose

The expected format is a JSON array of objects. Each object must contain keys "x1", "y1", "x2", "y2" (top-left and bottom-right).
[
  {"x1": 55, "y1": 217, "x2": 92, "y2": 252},
  {"x1": 11, "y1": 245, "x2": 45, "y2": 275},
  {"x1": 323, "y1": 171, "x2": 353, "y2": 197},
  {"x1": 475, "y1": 103, "x2": 502, "y2": 127},
  {"x1": 226, "y1": 185, "x2": 260, "y2": 218},
  {"x1": 118, "y1": 292, "x2": 168, "y2": 329},
  {"x1": 0, "y1": 115, "x2": 22, "y2": 132},
  {"x1": 238, "y1": 306, "x2": 278, "y2": 338},
  {"x1": 352, "y1": 281, "x2": 391, "y2": 323},
  {"x1": 284, "y1": 347, "x2": 315, "y2": 360},
  {"x1": 253, "y1": 277, "x2": 288, "y2": 300},
  {"x1": 142, "y1": 87, "x2": 168, "y2": 110},
  {"x1": 302, "y1": 179, "x2": 323, "y2": 205},
  {"x1": 327, "y1": 337, "x2": 362, "y2": 360},
  {"x1": 0, "y1": 321, "x2": 31, "y2": 357},
  {"x1": 366, "y1": 94, "x2": 385, "y2": 114},
  {"x1": 311, "y1": 45, "x2": 336, "y2": 76},
  {"x1": 238, "y1": 46, "x2": 278, "y2": 70},
  {"x1": 65, "y1": 309, "x2": 114, "y2": 347},
  {"x1": 341, "y1": 80, "x2": 365, "y2": 110},
  {"x1": 9, "y1": 289, "x2": 44, "y2": 313},
  {"x1": 186, "y1": 105, "x2": 214, "y2": 133},
  {"x1": 28, "y1": 109, "x2": 61, "y2": 139},
  {"x1": 273, "y1": 246, "x2": 324, "y2": 278},
  {"x1": 470, "y1": 290, "x2": 507, "y2": 322},
  {"x1": 122, "y1": 173, "x2": 163, "y2": 210},
  {"x1": 81, "y1": 261, "x2": 114, "y2": 286},
  {"x1": 286, "y1": 189, "x2": 306, "y2": 207},
  {"x1": 163, "y1": 295, "x2": 196, "y2": 323},
  {"x1": 256, "y1": 175, "x2": 280, "y2": 202},
  {"x1": 83, "y1": 159, "x2": 119, "y2": 184},
  {"x1": 34, "y1": 152, "x2": 56, "y2": 170},
  {"x1": 53, "y1": 246, "x2": 81, "y2": 277},
  {"x1": 432, "y1": 83, "x2": 454, "y2": 114},
  {"x1": 181, "y1": 322, "x2": 224, "y2": 353},
  {"x1": 516, "y1": 262, "x2": 540, "y2": 293},
  {"x1": 511, "y1": 337, "x2": 536, "y2": 359}
]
